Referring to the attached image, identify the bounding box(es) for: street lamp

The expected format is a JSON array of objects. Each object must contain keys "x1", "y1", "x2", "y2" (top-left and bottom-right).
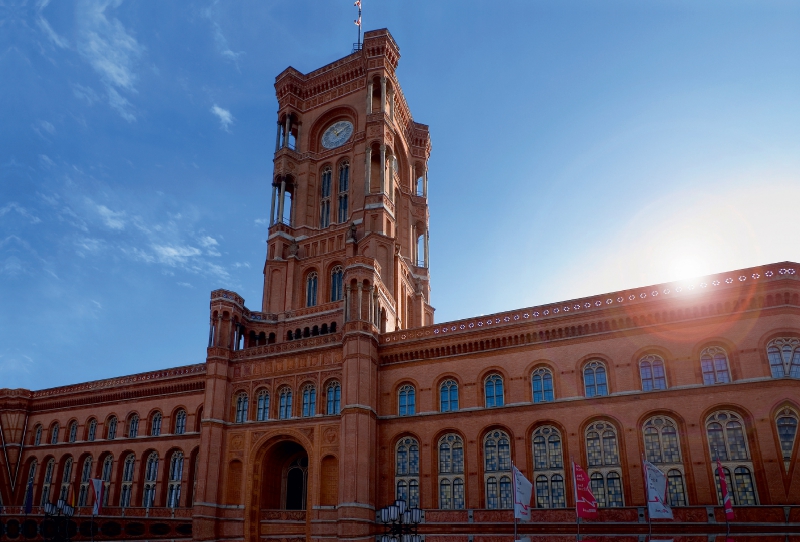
[{"x1": 377, "y1": 498, "x2": 422, "y2": 542}]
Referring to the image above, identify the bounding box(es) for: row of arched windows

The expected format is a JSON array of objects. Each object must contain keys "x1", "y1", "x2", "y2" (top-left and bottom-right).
[
  {"x1": 319, "y1": 162, "x2": 349, "y2": 228},
  {"x1": 232, "y1": 381, "x2": 342, "y2": 422},
  {"x1": 395, "y1": 408, "x2": 799, "y2": 509},
  {"x1": 32, "y1": 409, "x2": 191, "y2": 446},
  {"x1": 286, "y1": 321, "x2": 337, "y2": 341},
  {"x1": 396, "y1": 342, "x2": 799, "y2": 415}
]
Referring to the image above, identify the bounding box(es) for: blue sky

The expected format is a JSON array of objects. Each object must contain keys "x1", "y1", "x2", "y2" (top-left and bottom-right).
[{"x1": 2, "y1": 0, "x2": 799, "y2": 390}]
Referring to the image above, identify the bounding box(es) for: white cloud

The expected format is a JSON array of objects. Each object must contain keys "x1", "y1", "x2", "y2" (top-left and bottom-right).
[
  {"x1": 72, "y1": 83, "x2": 100, "y2": 104},
  {"x1": 151, "y1": 244, "x2": 202, "y2": 265},
  {"x1": 203, "y1": 2, "x2": 244, "y2": 67},
  {"x1": 0, "y1": 353, "x2": 34, "y2": 375},
  {"x1": 210, "y1": 105, "x2": 234, "y2": 132},
  {"x1": 0, "y1": 203, "x2": 42, "y2": 224},
  {"x1": 94, "y1": 204, "x2": 126, "y2": 229},
  {"x1": 254, "y1": 218, "x2": 268, "y2": 225},
  {"x1": 199, "y1": 236, "x2": 218, "y2": 248},
  {"x1": 39, "y1": 154, "x2": 55, "y2": 168},
  {"x1": 177, "y1": 282, "x2": 193, "y2": 288},
  {"x1": 37, "y1": 0, "x2": 69, "y2": 49}
]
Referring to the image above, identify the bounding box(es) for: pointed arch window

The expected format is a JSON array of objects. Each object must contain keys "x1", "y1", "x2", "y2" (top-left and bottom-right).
[
  {"x1": 41, "y1": 459, "x2": 55, "y2": 505},
  {"x1": 50, "y1": 423, "x2": 60, "y2": 444},
  {"x1": 320, "y1": 167, "x2": 332, "y2": 228},
  {"x1": 398, "y1": 384, "x2": 416, "y2": 416},
  {"x1": 107, "y1": 417, "x2": 117, "y2": 440},
  {"x1": 643, "y1": 416, "x2": 686, "y2": 506},
  {"x1": 128, "y1": 414, "x2": 139, "y2": 438},
  {"x1": 532, "y1": 426, "x2": 566, "y2": 508},
  {"x1": 143, "y1": 452, "x2": 159, "y2": 508},
  {"x1": 59, "y1": 457, "x2": 73, "y2": 500},
  {"x1": 776, "y1": 407, "x2": 798, "y2": 472},
  {"x1": 532, "y1": 367, "x2": 554, "y2": 403},
  {"x1": 34, "y1": 425, "x2": 42, "y2": 446},
  {"x1": 440, "y1": 379, "x2": 459, "y2": 412},
  {"x1": 585, "y1": 421, "x2": 623, "y2": 507},
  {"x1": 306, "y1": 272, "x2": 318, "y2": 307},
  {"x1": 485, "y1": 374, "x2": 504, "y2": 407},
  {"x1": 302, "y1": 384, "x2": 317, "y2": 417},
  {"x1": 326, "y1": 381, "x2": 341, "y2": 415},
  {"x1": 120, "y1": 454, "x2": 135, "y2": 507},
  {"x1": 701, "y1": 346, "x2": 731, "y2": 384},
  {"x1": 706, "y1": 411, "x2": 757, "y2": 505},
  {"x1": 235, "y1": 392, "x2": 249, "y2": 423},
  {"x1": 151, "y1": 412, "x2": 162, "y2": 436},
  {"x1": 767, "y1": 337, "x2": 800, "y2": 378},
  {"x1": 88, "y1": 419, "x2": 97, "y2": 442},
  {"x1": 257, "y1": 390, "x2": 270, "y2": 421},
  {"x1": 438, "y1": 434, "x2": 465, "y2": 509},
  {"x1": 68, "y1": 421, "x2": 78, "y2": 443},
  {"x1": 24, "y1": 460, "x2": 36, "y2": 507},
  {"x1": 167, "y1": 451, "x2": 184, "y2": 508},
  {"x1": 330, "y1": 266, "x2": 344, "y2": 302},
  {"x1": 583, "y1": 361, "x2": 608, "y2": 397},
  {"x1": 338, "y1": 161, "x2": 349, "y2": 223},
  {"x1": 639, "y1": 354, "x2": 667, "y2": 391},
  {"x1": 395, "y1": 437, "x2": 420, "y2": 507},
  {"x1": 175, "y1": 410, "x2": 187, "y2": 434},
  {"x1": 101, "y1": 455, "x2": 113, "y2": 506},
  {"x1": 279, "y1": 387, "x2": 293, "y2": 419},
  {"x1": 78, "y1": 456, "x2": 92, "y2": 506},
  {"x1": 484, "y1": 430, "x2": 512, "y2": 509}
]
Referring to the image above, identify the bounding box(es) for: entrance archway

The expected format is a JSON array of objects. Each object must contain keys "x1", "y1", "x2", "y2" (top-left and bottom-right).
[{"x1": 259, "y1": 440, "x2": 308, "y2": 510}]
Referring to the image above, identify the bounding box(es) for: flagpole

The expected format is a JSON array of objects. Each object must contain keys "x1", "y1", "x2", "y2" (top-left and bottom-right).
[
  {"x1": 512, "y1": 461, "x2": 518, "y2": 541},
  {"x1": 713, "y1": 446, "x2": 731, "y2": 537},
  {"x1": 641, "y1": 454, "x2": 652, "y2": 539},
  {"x1": 571, "y1": 458, "x2": 580, "y2": 540}
]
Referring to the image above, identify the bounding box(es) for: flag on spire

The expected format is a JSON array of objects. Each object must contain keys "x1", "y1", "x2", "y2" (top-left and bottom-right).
[
  {"x1": 716, "y1": 459, "x2": 734, "y2": 521},
  {"x1": 354, "y1": 15, "x2": 361, "y2": 27},
  {"x1": 354, "y1": 0, "x2": 361, "y2": 7}
]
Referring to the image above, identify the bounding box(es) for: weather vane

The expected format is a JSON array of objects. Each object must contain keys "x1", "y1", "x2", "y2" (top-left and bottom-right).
[{"x1": 354, "y1": 0, "x2": 362, "y2": 51}]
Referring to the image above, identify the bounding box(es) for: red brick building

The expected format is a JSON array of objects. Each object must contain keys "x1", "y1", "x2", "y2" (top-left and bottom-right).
[{"x1": 2, "y1": 29, "x2": 799, "y2": 542}]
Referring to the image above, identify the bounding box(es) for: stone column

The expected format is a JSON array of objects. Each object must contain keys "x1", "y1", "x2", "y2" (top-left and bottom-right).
[
  {"x1": 275, "y1": 121, "x2": 282, "y2": 152},
  {"x1": 387, "y1": 154, "x2": 394, "y2": 202},
  {"x1": 380, "y1": 77, "x2": 386, "y2": 113},
  {"x1": 295, "y1": 122, "x2": 301, "y2": 153},
  {"x1": 389, "y1": 88, "x2": 395, "y2": 120},
  {"x1": 379, "y1": 145, "x2": 386, "y2": 195},
  {"x1": 364, "y1": 147, "x2": 372, "y2": 195},
  {"x1": 423, "y1": 169, "x2": 428, "y2": 198},
  {"x1": 343, "y1": 286, "x2": 349, "y2": 322},
  {"x1": 283, "y1": 114, "x2": 291, "y2": 149},
  {"x1": 278, "y1": 177, "x2": 287, "y2": 224},
  {"x1": 366, "y1": 81, "x2": 373, "y2": 114},
  {"x1": 367, "y1": 285, "x2": 374, "y2": 326},
  {"x1": 424, "y1": 230, "x2": 430, "y2": 269},
  {"x1": 357, "y1": 282, "x2": 363, "y2": 321},
  {"x1": 269, "y1": 184, "x2": 277, "y2": 226}
]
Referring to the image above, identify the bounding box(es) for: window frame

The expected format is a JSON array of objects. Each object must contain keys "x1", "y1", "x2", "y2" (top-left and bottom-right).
[
  {"x1": 483, "y1": 429, "x2": 512, "y2": 509},
  {"x1": 439, "y1": 379, "x2": 459, "y2": 412},
  {"x1": 531, "y1": 425, "x2": 566, "y2": 508},
  {"x1": 706, "y1": 410, "x2": 758, "y2": 505},
  {"x1": 700, "y1": 346, "x2": 732, "y2": 385},
  {"x1": 398, "y1": 384, "x2": 416, "y2": 416},
  {"x1": 484, "y1": 374, "x2": 505, "y2": 408},
  {"x1": 437, "y1": 433, "x2": 465, "y2": 509},
  {"x1": 767, "y1": 337, "x2": 800, "y2": 378},
  {"x1": 639, "y1": 354, "x2": 667, "y2": 391},
  {"x1": 583, "y1": 360, "x2": 609, "y2": 398},
  {"x1": 531, "y1": 367, "x2": 555, "y2": 403},
  {"x1": 585, "y1": 421, "x2": 624, "y2": 508}
]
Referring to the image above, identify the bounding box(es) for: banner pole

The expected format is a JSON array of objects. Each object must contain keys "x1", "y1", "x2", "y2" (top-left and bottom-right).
[
  {"x1": 571, "y1": 458, "x2": 580, "y2": 540},
  {"x1": 512, "y1": 461, "x2": 518, "y2": 541},
  {"x1": 642, "y1": 454, "x2": 652, "y2": 538}
]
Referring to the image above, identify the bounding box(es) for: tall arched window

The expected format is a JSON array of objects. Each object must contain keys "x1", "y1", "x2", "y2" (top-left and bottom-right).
[
  {"x1": 143, "y1": 452, "x2": 159, "y2": 508},
  {"x1": 767, "y1": 338, "x2": 800, "y2": 378},
  {"x1": 78, "y1": 456, "x2": 92, "y2": 506},
  {"x1": 398, "y1": 384, "x2": 416, "y2": 416},
  {"x1": 59, "y1": 457, "x2": 73, "y2": 500},
  {"x1": 50, "y1": 423, "x2": 60, "y2": 444},
  {"x1": 639, "y1": 355, "x2": 667, "y2": 391},
  {"x1": 257, "y1": 390, "x2": 270, "y2": 421},
  {"x1": 438, "y1": 434, "x2": 465, "y2": 509},
  {"x1": 306, "y1": 272, "x2": 318, "y2": 307},
  {"x1": 485, "y1": 374, "x2": 504, "y2": 407},
  {"x1": 326, "y1": 381, "x2": 341, "y2": 415},
  {"x1": 320, "y1": 167, "x2": 332, "y2": 228},
  {"x1": 41, "y1": 459, "x2": 55, "y2": 505},
  {"x1": 151, "y1": 412, "x2": 162, "y2": 436},
  {"x1": 128, "y1": 414, "x2": 139, "y2": 438},
  {"x1": 101, "y1": 455, "x2": 113, "y2": 506},
  {"x1": 107, "y1": 417, "x2": 117, "y2": 440},
  {"x1": 643, "y1": 416, "x2": 686, "y2": 506},
  {"x1": 68, "y1": 421, "x2": 78, "y2": 443},
  {"x1": 531, "y1": 368, "x2": 554, "y2": 403},
  {"x1": 701, "y1": 347, "x2": 731, "y2": 384},
  {"x1": 235, "y1": 393, "x2": 249, "y2": 423},
  {"x1": 706, "y1": 411, "x2": 757, "y2": 505},
  {"x1": 175, "y1": 410, "x2": 187, "y2": 434},
  {"x1": 279, "y1": 387, "x2": 293, "y2": 419},
  {"x1": 395, "y1": 437, "x2": 420, "y2": 507},
  {"x1": 532, "y1": 426, "x2": 566, "y2": 508},
  {"x1": 330, "y1": 266, "x2": 344, "y2": 302},
  {"x1": 302, "y1": 384, "x2": 317, "y2": 417},
  {"x1": 167, "y1": 451, "x2": 184, "y2": 508},
  {"x1": 484, "y1": 430, "x2": 512, "y2": 509},
  {"x1": 776, "y1": 407, "x2": 798, "y2": 472},
  {"x1": 583, "y1": 361, "x2": 608, "y2": 397},
  {"x1": 87, "y1": 419, "x2": 97, "y2": 442},
  {"x1": 337, "y1": 161, "x2": 349, "y2": 223},
  {"x1": 586, "y1": 421, "x2": 623, "y2": 507},
  {"x1": 120, "y1": 454, "x2": 135, "y2": 507},
  {"x1": 24, "y1": 460, "x2": 37, "y2": 506},
  {"x1": 440, "y1": 379, "x2": 459, "y2": 412},
  {"x1": 34, "y1": 425, "x2": 42, "y2": 446}
]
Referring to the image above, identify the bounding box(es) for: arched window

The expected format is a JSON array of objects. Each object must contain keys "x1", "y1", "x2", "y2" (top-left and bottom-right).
[
  {"x1": 485, "y1": 374, "x2": 504, "y2": 408},
  {"x1": 484, "y1": 430, "x2": 512, "y2": 509},
  {"x1": 583, "y1": 361, "x2": 608, "y2": 397},
  {"x1": 257, "y1": 390, "x2": 270, "y2": 421},
  {"x1": 532, "y1": 368, "x2": 554, "y2": 403},
  {"x1": 87, "y1": 419, "x2": 97, "y2": 442},
  {"x1": 24, "y1": 460, "x2": 37, "y2": 507},
  {"x1": 302, "y1": 384, "x2": 317, "y2": 417},
  {"x1": 143, "y1": 452, "x2": 159, "y2": 508},
  {"x1": 585, "y1": 421, "x2": 623, "y2": 507},
  {"x1": 706, "y1": 411, "x2": 757, "y2": 505},
  {"x1": 235, "y1": 393, "x2": 249, "y2": 423},
  {"x1": 34, "y1": 425, "x2": 42, "y2": 446},
  {"x1": 151, "y1": 412, "x2": 162, "y2": 436},
  {"x1": 107, "y1": 417, "x2": 117, "y2": 440},
  {"x1": 776, "y1": 407, "x2": 798, "y2": 472},
  {"x1": 767, "y1": 338, "x2": 800, "y2": 378},
  {"x1": 41, "y1": 459, "x2": 55, "y2": 505},
  {"x1": 326, "y1": 381, "x2": 341, "y2": 415},
  {"x1": 101, "y1": 455, "x2": 113, "y2": 506},
  {"x1": 643, "y1": 416, "x2": 686, "y2": 506},
  {"x1": 306, "y1": 272, "x2": 318, "y2": 307},
  {"x1": 532, "y1": 426, "x2": 566, "y2": 508},
  {"x1": 128, "y1": 414, "x2": 139, "y2": 438},
  {"x1": 337, "y1": 161, "x2": 349, "y2": 223},
  {"x1": 68, "y1": 421, "x2": 78, "y2": 443},
  {"x1": 50, "y1": 423, "x2": 60, "y2": 444},
  {"x1": 639, "y1": 354, "x2": 667, "y2": 391},
  {"x1": 120, "y1": 454, "x2": 135, "y2": 507},
  {"x1": 78, "y1": 456, "x2": 92, "y2": 506},
  {"x1": 396, "y1": 437, "x2": 420, "y2": 507},
  {"x1": 438, "y1": 434, "x2": 465, "y2": 509},
  {"x1": 175, "y1": 410, "x2": 187, "y2": 434},
  {"x1": 320, "y1": 167, "x2": 332, "y2": 228},
  {"x1": 398, "y1": 384, "x2": 416, "y2": 416},
  {"x1": 279, "y1": 388, "x2": 292, "y2": 419},
  {"x1": 330, "y1": 266, "x2": 344, "y2": 302},
  {"x1": 440, "y1": 379, "x2": 459, "y2": 412},
  {"x1": 167, "y1": 451, "x2": 184, "y2": 508},
  {"x1": 701, "y1": 346, "x2": 731, "y2": 384},
  {"x1": 59, "y1": 457, "x2": 73, "y2": 500}
]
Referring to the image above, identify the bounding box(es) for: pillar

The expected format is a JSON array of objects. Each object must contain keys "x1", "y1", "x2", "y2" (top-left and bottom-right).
[
  {"x1": 424, "y1": 230, "x2": 429, "y2": 269},
  {"x1": 269, "y1": 184, "x2": 277, "y2": 226},
  {"x1": 295, "y1": 122, "x2": 301, "y2": 153},
  {"x1": 389, "y1": 88, "x2": 395, "y2": 120},
  {"x1": 365, "y1": 147, "x2": 372, "y2": 194},
  {"x1": 366, "y1": 81, "x2": 373, "y2": 114},
  {"x1": 423, "y1": 169, "x2": 428, "y2": 198},
  {"x1": 344, "y1": 286, "x2": 350, "y2": 322},
  {"x1": 388, "y1": 154, "x2": 394, "y2": 202},
  {"x1": 278, "y1": 177, "x2": 287, "y2": 225},
  {"x1": 283, "y1": 114, "x2": 291, "y2": 149},
  {"x1": 275, "y1": 121, "x2": 282, "y2": 152},
  {"x1": 357, "y1": 282, "x2": 363, "y2": 320},
  {"x1": 368, "y1": 285, "x2": 374, "y2": 326},
  {"x1": 379, "y1": 145, "x2": 386, "y2": 195},
  {"x1": 380, "y1": 77, "x2": 386, "y2": 113}
]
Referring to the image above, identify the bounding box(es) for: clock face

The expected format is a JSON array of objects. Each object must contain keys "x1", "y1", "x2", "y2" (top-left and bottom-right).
[{"x1": 321, "y1": 121, "x2": 354, "y2": 149}]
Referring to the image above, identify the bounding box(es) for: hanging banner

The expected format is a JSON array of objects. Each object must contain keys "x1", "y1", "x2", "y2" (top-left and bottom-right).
[
  {"x1": 512, "y1": 464, "x2": 533, "y2": 521},
  {"x1": 572, "y1": 461, "x2": 598, "y2": 519},
  {"x1": 91, "y1": 479, "x2": 104, "y2": 516},
  {"x1": 716, "y1": 459, "x2": 734, "y2": 521},
  {"x1": 643, "y1": 460, "x2": 673, "y2": 519}
]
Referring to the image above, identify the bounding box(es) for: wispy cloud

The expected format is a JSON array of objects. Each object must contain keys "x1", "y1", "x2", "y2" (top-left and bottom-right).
[
  {"x1": 94, "y1": 203, "x2": 126, "y2": 229},
  {"x1": 72, "y1": 83, "x2": 100, "y2": 105},
  {"x1": 254, "y1": 218, "x2": 268, "y2": 225},
  {"x1": 210, "y1": 104, "x2": 234, "y2": 132},
  {"x1": 203, "y1": 1, "x2": 244, "y2": 67},
  {"x1": 0, "y1": 353, "x2": 34, "y2": 375},
  {"x1": 36, "y1": 0, "x2": 69, "y2": 49},
  {"x1": 151, "y1": 244, "x2": 202, "y2": 265},
  {"x1": 0, "y1": 203, "x2": 43, "y2": 224}
]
